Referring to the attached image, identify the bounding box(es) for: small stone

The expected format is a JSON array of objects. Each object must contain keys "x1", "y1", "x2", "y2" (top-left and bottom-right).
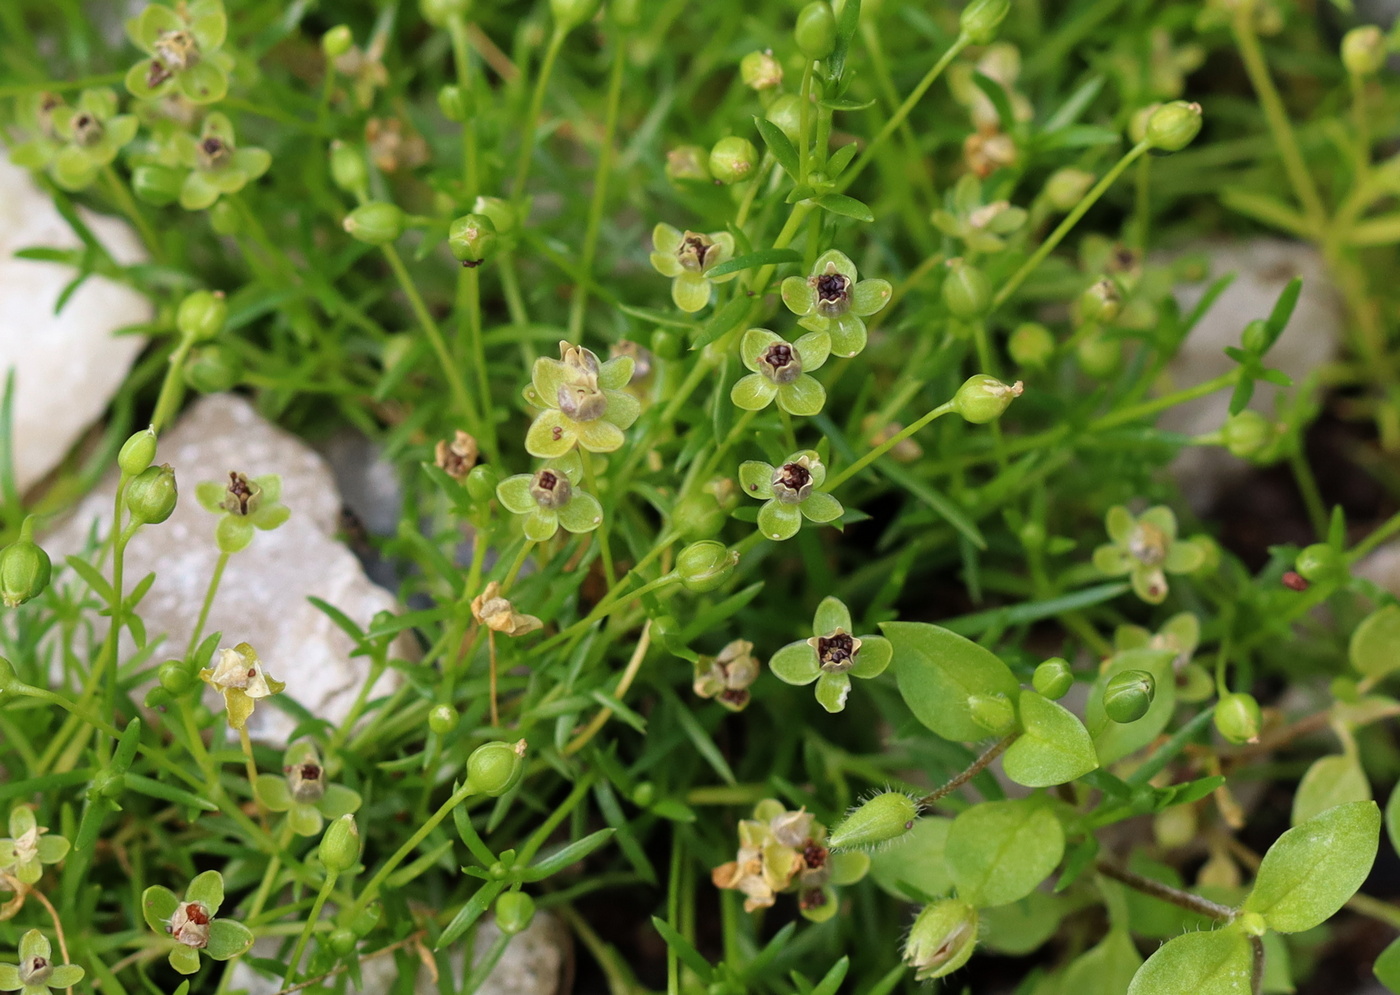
[
  {"x1": 0, "y1": 154, "x2": 150, "y2": 494},
  {"x1": 43, "y1": 394, "x2": 405, "y2": 743}
]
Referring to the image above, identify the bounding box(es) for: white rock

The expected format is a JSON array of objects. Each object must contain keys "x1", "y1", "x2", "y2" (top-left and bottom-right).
[
  {"x1": 0, "y1": 154, "x2": 150, "y2": 494},
  {"x1": 44, "y1": 393, "x2": 403, "y2": 743},
  {"x1": 1161, "y1": 239, "x2": 1341, "y2": 511}
]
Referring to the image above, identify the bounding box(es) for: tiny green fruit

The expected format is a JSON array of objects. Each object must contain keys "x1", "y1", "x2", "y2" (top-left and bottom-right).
[
  {"x1": 942, "y1": 258, "x2": 991, "y2": 318},
  {"x1": 343, "y1": 201, "x2": 405, "y2": 245},
  {"x1": 1032, "y1": 658, "x2": 1074, "y2": 700},
  {"x1": 176, "y1": 289, "x2": 227, "y2": 342},
  {"x1": 1144, "y1": 100, "x2": 1203, "y2": 154},
  {"x1": 1215, "y1": 692, "x2": 1262, "y2": 744},
  {"x1": 794, "y1": 1, "x2": 837, "y2": 60},
  {"x1": 709, "y1": 136, "x2": 759, "y2": 185},
  {"x1": 1103, "y1": 669, "x2": 1155, "y2": 723},
  {"x1": 952, "y1": 375, "x2": 1024, "y2": 424},
  {"x1": 828, "y1": 791, "x2": 919, "y2": 850},
  {"x1": 904, "y1": 899, "x2": 979, "y2": 980},
  {"x1": 320, "y1": 814, "x2": 360, "y2": 873},
  {"x1": 959, "y1": 0, "x2": 1011, "y2": 44},
  {"x1": 449, "y1": 213, "x2": 499, "y2": 267},
  {"x1": 467, "y1": 740, "x2": 526, "y2": 796},
  {"x1": 118, "y1": 428, "x2": 158, "y2": 476},
  {"x1": 495, "y1": 891, "x2": 536, "y2": 935},
  {"x1": 321, "y1": 25, "x2": 353, "y2": 59},
  {"x1": 1296, "y1": 543, "x2": 1345, "y2": 583},
  {"x1": 126, "y1": 464, "x2": 179, "y2": 525},
  {"x1": 676, "y1": 541, "x2": 739, "y2": 592}
]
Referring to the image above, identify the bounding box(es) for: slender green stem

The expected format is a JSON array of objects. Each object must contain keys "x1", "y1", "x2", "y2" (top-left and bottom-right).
[
  {"x1": 797, "y1": 61, "x2": 815, "y2": 184},
  {"x1": 150, "y1": 337, "x2": 195, "y2": 435},
  {"x1": 1288, "y1": 449, "x2": 1329, "y2": 540},
  {"x1": 283, "y1": 869, "x2": 339, "y2": 986},
  {"x1": 187, "y1": 550, "x2": 230, "y2": 658},
  {"x1": 102, "y1": 167, "x2": 161, "y2": 261},
  {"x1": 447, "y1": 14, "x2": 480, "y2": 199},
  {"x1": 349, "y1": 782, "x2": 475, "y2": 919},
  {"x1": 582, "y1": 457, "x2": 617, "y2": 587},
  {"x1": 512, "y1": 27, "x2": 568, "y2": 201},
  {"x1": 382, "y1": 244, "x2": 478, "y2": 426},
  {"x1": 1092, "y1": 370, "x2": 1239, "y2": 431},
  {"x1": 501, "y1": 539, "x2": 536, "y2": 594},
  {"x1": 828, "y1": 401, "x2": 955, "y2": 490}
]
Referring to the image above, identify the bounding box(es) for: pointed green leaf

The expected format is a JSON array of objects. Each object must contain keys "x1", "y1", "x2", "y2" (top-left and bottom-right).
[
  {"x1": 1291, "y1": 754, "x2": 1370, "y2": 826},
  {"x1": 884, "y1": 621, "x2": 1019, "y2": 742},
  {"x1": 1350, "y1": 605, "x2": 1400, "y2": 678},
  {"x1": 1003, "y1": 690, "x2": 1099, "y2": 787},
  {"x1": 945, "y1": 799, "x2": 1064, "y2": 907},
  {"x1": 1126, "y1": 928, "x2": 1252, "y2": 995}
]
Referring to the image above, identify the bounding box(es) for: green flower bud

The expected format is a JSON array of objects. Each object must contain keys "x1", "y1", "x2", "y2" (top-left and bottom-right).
[
  {"x1": 495, "y1": 891, "x2": 536, "y2": 935},
  {"x1": 184, "y1": 343, "x2": 244, "y2": 394},
  {"x1": 1043, "y1": 167, "x2": 1095, "y2": 212},
  {"x1": 428, "y1": 704, "x2": 458, "y2": 735},
  {"x1": 1008, "y1": 322, "x2": 1055, "y2": 369},
  {"x1": 1078, "y1": 278, "x2": 1121, "y2": 325},
  {"x1": 449, "y1": 213, "x2": 499, "y2": 268},
  {"x1": 467, "y1": 740, "x2": 526, "y2": 796},
  {"x1": 1296, "y1": 543, "x2": 1346, "y2": 583},
  {"x1": 322, "y1": 25, "x2": 354, "y2": 59},
  {"x1": 1214, "y1": 691, "x2": 1262, "y2": 744},
  {"x1": 1104, "y1": 669, "x2": 1156, "y2": 723},
  {"x1": 131, "y1": 164, "x2": 183, "y2": 206},
  {"x1": 942, "y1": 258, "x2": 992, "y2": 318},
  {"x1": 794, "y1": 2, "x2": 837, "y2": 60},
  {"x1": 1241, "y1": 318, "x2": 1269, "y2": 354},
  {"x1": 330, "y1": 142, "x2": 369, "y2": 197},
  {"x1": 0, "y1": 520, "x2": 51, "y2": 608},
  {"x1": 420, "y1": 0, "x2": 469, "y2": 25},
  {"x1": 465, "y1": 464, "x2": 499, "y2": 503},
  {"x1": 176, "y1": 289, "x2": 227, "y2": 342},
  {"x1": 676, "y1": 540, "x2": 739, "y2": 592},
  {"x1": 1033, "y1": 658, "x2": 1074, "y2": 700},
  {"x1": 90, "y1": 767, "x2": 126, "y2": 800},
  {"x1": 960, "y1": 0, "x2": 1011, "y2": 44},
  {"x1": 1221, "y1": 410, "x2": 1272, "y2": 460},
  {"x1": 350, "y1": 902, "x2": 381, "y2": 937},
  {"x1": 904, "y1": 900, "x2": 979, "y2": 981},
  {"x1": 472, "y1": 196, "x2": 520, "y2": 238},
  {"x1": 631, "y1": 781, "x2": 656, "y2": 806},
  {"x1": 118, "y1": 427, "x2": 158, "y2": 476},
  {"x1": 328, "y1": 927, "x2": 357, "y2": 956},
  {"x1": 765, "y1": 94, "x2": 804, "y2": 145},
  {"x1": 438, "y1": 84, "x2": 470, "y2": 122},
  {"x1": 828, "y1": 791, "x2": 919, "y2": 851},
  {"x1": 665, "y1": 145, "x2": 711, "y2": 183},
  {"x1": 158, "y1": 660, "x2": 194, "y2": 695},
  {"x1": 144, "y1": 686, "x2": 171, "y2": 708},
  {"x1": 1076, "y1": 330, "x2": 1121, "y2": 378},
  {"x1": 208, "y1": 199, "x2": 241, "y2": 236},
  {"x1": 709, "y1": 136, "x2": 759, "y2": 185},
  {"x1": 1342, "y1": 26, "x2": 1386, "y2": 77},
  {"x1": 672, "y1": 493, "x2": 727, "y2": 542},
  {"x1": 343, "y1": 201, "x2": 405, "y2": 245},
  {"x1": 319, "y1": 814, "x2": 361, "y2": 873},
  {"x1": 126, "y1": 463, "x2": 179, "y2": 525},
  {"x1": 968, "y1": 692, "x2": 1017, "y2": 734},
  {"x1": 1144, "y1": 100, "x2": 1203, "y2": 155},
  {"x1": 740, "y1": 50, "x2": 783, "y2": 90},
  {"x1": 952, "y1": 374, "x2": 1024, "y2": 424},
  {"x1": 651, "y1": 328, "x2": 683, "y2": 360},
  {"x1": 551, "y1": 0, "x2": 601, "y2": 31}
]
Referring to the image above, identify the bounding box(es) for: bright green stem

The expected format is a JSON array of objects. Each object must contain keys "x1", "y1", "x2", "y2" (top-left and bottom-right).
[
  {"x1": 150, "y1": 336, "x2": 195, "y2": 435},
  {"x1": 102, "y1": 166, "x2": 161, "y2": 261},
  {"x1": 1091, "y1": 370, "x2": 1239, "y2": 431},
  {"x1": 582, "y1": 456, "x2": 617, "y2": 588},
  {"x1": 511, "y1": 26, "x2": 568, "y2": 201},
  {"x1": 447, "y1": 14, "x2": 480, "y2": 198},
  {"x1": 993, "y1": 140, "x2": 1150, "y2": 311},
  {"x1": 187, "y1": 550, "x2": 230, "y2": 658},
  {"x1": 381, "y1": 244, "x2": 479, "y2": 428},
  {"x1": 501, "y1": 539, "x2": 536, "y2": 594},
  {"x1": 828, "y1": 401, "x2": 956, "y2": 490},
  {"x1": 349, "y1": 781, "x2": 475, "y2": 919},
  {"x1": 283, "y1": 869, "x2": 338, "y2": 986},
  {"x1": 798, "y1": 61, "x2": 815, "y2": 184}
]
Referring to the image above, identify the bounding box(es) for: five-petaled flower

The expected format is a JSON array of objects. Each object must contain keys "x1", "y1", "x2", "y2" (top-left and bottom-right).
[
  {"x1": 142, "y1": 870, "x2": 254, "y2": 975},
  {"x1": 0, "y1": 807, "x2": 69, "y2": 887},
  {"x1": 523, "y1": 342, "x2": 641, "y2": 459},
  {"x1": 648, "y1": 224, "x2": 739, "y2": 312},
  {"x1": 124, "y1": 0, "x2": 232, "y2": 104},
  {"x1": 731, "y1": 328, "x2": 831, "y2": 416},
  {"x1": 171, "y1": 112, "x2": 272, "y2": 210},
  {"x1": 780, "y1": 249, "x2": 892, "y2": 358},
  {"x1": 769, "y1": 597, "x2": 893, "y2": 713},
  {"x1": 739, "y1": 450, "x2": 843, "y2": 542},
  {"x1": 196, "y1": 471, "x2": 290, "y2": 554},
  {"x1": 199, "y1": 642, "x2": 285, "y2": 730},
  {"x1": 693, "y1": 639, "x2": 761, "y2": 712},
  {"x1": 0, "y1": 930, "x2": 84, "y2": 995},
  {"x1": 254, "y1": 742, "x2": 362, "y2": 837},
  {"x1": 44, "y1": 88, "x2": 139, "y2": 192},
  {"x1": 1092, "y1": 505, "x2": 1205, "y2": 605},
  {"x1": 497, "y1": 450, "x2": 604, "y2": 541}
]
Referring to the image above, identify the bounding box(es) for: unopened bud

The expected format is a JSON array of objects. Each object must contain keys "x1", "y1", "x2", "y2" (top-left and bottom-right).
[
  {"x1": 467, "y1": 740, "x2": 526, "y2": 796},
  {"x1": 968, "y1": 692, "x2": 1017, "y2": 734},
  {"x1": 438, "y1": 84, "x2": 470, "y2": 122},
  {"x1": 158, "y1": 660, "x2": 194, "y2": 695},
  {"x1": 765, "y1": 94, "x2": 804, "y2": 144},
  {"x1": 1032, "y1": 658, "x2": 1073, "y2": 700},
  {"x1": 319, "y1": 814, "x2": 360, "y2": 873},
  {"x1": 665, "y1": 144, "x2": 711, "y2": 183},
  {"x1": 1296, "y1": 543, "x2": 1345, "y2": 583},
  {"x1": 495, "y1": 891, "x2": 536, "y2": 935},
  {"x1": 472, "y1": 196, "x2": 519, "y2": 238},
  {"x1": 1221, "y1": 410, "x2": 1272, "y2": 460},
  {"x1": 551, "y1": 0, "x2": 601, "y2": 31},
  {"x1": 1008, "y1": 322, "x2": 1055, "y2": 369},
  {"x1": 466, "y1": 464, "x2": 499, "y2": 503},
  {"x1": 952, "y1": 374, "x2": 1023, "y2": 424},
  {"x1": 1241, "y1": 318, "x2": 1270, "y2": 354},
  {"x1": 428, "y1": 704, "x2": 458, "y2": 735},
  {"x1": 709, "y1": 136, "x2": 759, "y2": 185},
  {"x1": 330, "y1": 142, "x2": 368, "y2": 197},
  {"x1": 0, "y1": 519, "x2": 51, "y2": 608},
  {"x1": 960, "y1": 0, "x2": 1011, "y2": 44},
  {"x1": 118, "y1": 428, "x2": 158, "y2": 476},
  {"x1": 904, "y1": 899, "x2": 979, "y2": 981},
  {"x1": 343, "y1": 201, "x2": 404, "y2": 245},
  {"x1": 125, "y1": 463, "x2": 178, "y2": 525},
  {"x1": 1078, "y1": 278, "x2": 1121, "y2": 325},
  {"x1": 328, "y1": 927, "x2": 357, "y2": 956},
  {"x1": 942, "y1": 258, "x2": 991, "y2": 318},
  {"x1": 1104, "y1": 669, "x2": 1156, "y2": 723},
  {"x1": 1214, "y1": 691, "x2": 1262, "y2": 744},
  {"x1": 672, "y1": 492, "x2": 727, "y2": 542},
  {"x1": 828, "y1": 791, "x2": 919, "y2": 850},
  {"x1": 176, "y1": 289, "x2": 227, "y2": 342},
  {"x1": 794, "y1": 1, "x2": 837, "y2": 59},
  {"x1": 322, "y1": 25, "x2": 353, "y2": 59},
  {"x1": 741, "y1": 50, "x2": 783, "y2": 90},
  {"x1": 676, "y1": 540, "x2": 739, "y2": 592},
  {"x1": 1342, "y1": 26, "x2": 1387, "y2": 77},
  {"x1": 449, "y1": 213, "x2": 498, "y2": 267},
  {"x1": 1144, "y1": 100, "x2": 1203, "y2": 154},
  {"x1": 1043, "y1": 167, "x2": 1095, "y2": 211}
]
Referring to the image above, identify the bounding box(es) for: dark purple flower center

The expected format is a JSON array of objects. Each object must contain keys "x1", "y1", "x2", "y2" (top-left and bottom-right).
[
  {"x1": 817, "y1": 632, "x2": 856, "y2": 669},
  {"x1": 815, "y1": 273, "x2": 849, "y2": 303}
]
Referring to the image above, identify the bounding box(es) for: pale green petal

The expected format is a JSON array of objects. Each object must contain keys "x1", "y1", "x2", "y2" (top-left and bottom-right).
[
  {"x1": 757, "y1": 500, "x2": 802, "y2": 541},
  {"x1": 319, "y1": 783, "x2": 362, "y2": 819},
  {"x1": 815, "y1": 672, "x2": 853, "y2": 713},
  {"x1": 16, "y1": 857, "x2": 42, "y2": 885},
  {"x1": 251, "y1": 504, "x2": 290, "y2": 531},
  {"x1": 558, "y1": 493, "x2": 604, "y2": 533},
  {"x1": 769, "y1": 641, "x2": 821, "y2": 685},
  {"x1": 738, "y1": 461, "x2": 775, "y2": 500},
  {"x1": 652, "y1": 222, "x2": 683, "y2": 254},
  {"x1": 195, "y1": 480, "x2": 226, "y2": 512},
  {"x1": 1093, "y1": 544, "x2": 1133, "y2": 576},
  {"x1": 550, "y1": 449, "x2": 585, "y2": 482},
  {"x1": 135, "y1": 4, "x2": 182, "y2": 48},
  {"x1": 18, "y1": 930, "x2": 49, "y2": 962},
  {"x1": 36, "y1": 835, "x2": 69, "y2": 863},
  {"x1": 523, "y1": 509, "x2": 560, "y2": 542},
  {"x1": 206, "y1": 919, "x2": 254, "y2": 961},
  {"x1": 813, "y1": 248, "x2": 857, "y2": 281},
  {"x1": 796, "y1": 451, "x2": 827, "y2": 488},
  {"x1": 781, "y1": 276, "x2": 816, "y2": 316},
  {"x1": 813, "y1": 596, "x2": 853, "y2": 636},
  {"x1": 827, "y1": 314, "x2": 868, "y2": 358},
  {"x1": 48, "y1": 966, "x2": 84, "y2": 988},
  {"x1": 1165, "y1": 541, "x2": 1205, "y2": 574},
  {"x1": 216, "y1": 515, "x2": 255, "y2": 553},
  {"x1": 777, "y1": 376, "x2": 825, "y2": 416},
  {"x1": 706, "y1": 232, "x2": 737, "y2": 269},
  {"x1": 672, "y1": 273, "x2": 711, "y2": 312},
  {"x1": 525, "y1": 410, "x2": 577, "y2": 459},
  {"x1": 287, "y1": 803, "x2": 323, "y2": 837},
  {"x1": 52, "y1": 146, "x2": 98, "y2": 191},
  {"x1": 231, "y1": 146, "x2": 272, "y2": 182},
  {"x1": 740, "y1": 328, "x2": 783, "y2": 371},
  {"x1": 576, "y1": 419, "x2": 625, "y2": 453},
  {"x1": 731, "y1": 374, "x2": 778, "y2": 411},
  {"x1": 186, "y1": 869, "x2": 225, "y2": 913},
  {"x1": 1105, "y1": 506, "x2": 1134, "y2": 544},
  {"x1": 142, "y1": 885, "x2": 180, "y2": 932},
  {"x1": 603, "y1": 388, "x2": 641, "y2": 430},
  {"x1": 1139, "y1": 505, "x2": 1179, "y2": 543},
  {"x1": 190, "y1": 1, "x2": 228, "y2": 50},
  {"x1": 9, "y1": 809, "x2": 36, "y2": 837},
  {"x1": 793, "y1": 330, "x2": 831, "y2": 371},
  {"x1": 597, "y1": 355, "x2": 634, "y2": 391},
  {"x1": 531, "y1": 356, "x2": 570, "y2": 408},
  {"x1": 496, "y1": 475, "x2": 537, "y2": 514},
  {"x1": 649, "y1": 251, "x2": 683, "y2": 278},
  {"x1": 0, "y1": 965, "x2": 17, "y2": 990},
  {"x1": 1132, "y1": 567, "x2": 1169, "y2": 605},
  {"x1": 179, "y1": 61, "x2": 228, "y2": 104},
  {"x1": 851, "y1": 278, "x2": 893, "y2": 316},
  {"x1": 850, "y1": 635, "x2": 892, "y2": 678},
  {"x1": 254, "y1": 773, "x2": 292, "y2": 812},
  {"x1": 180, "y1": 170, "x2": 222, "y2": 211},
  {"x1": 125, "y1": 59, "x2": 176, "y2": 101},
  {"x1": 169, "y1": 943, "x2": 202, "y2": 975},
  {"x1": 799, "y1": 491, "x2": 844, "y2": 523}
]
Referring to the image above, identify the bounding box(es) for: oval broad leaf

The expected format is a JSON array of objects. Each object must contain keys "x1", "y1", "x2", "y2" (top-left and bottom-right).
[
  {"x1": 1126, "y1": 928, "x2": 1253, "y2": 995},
  {"x1": 868, "y1": 817, "x2": 954, "y2": 902},
  {"x1": 884, "y1": 621, "x2": 1019, "y2": 742},
  {"x1": 945, "y1": 799, "x2": 1064, "y2": 908},
  {"x1": 1242, "y1": 800, "x2": 1380, "y2": 933},
  {"x1": 1291, "y1": 754, "x2": 1370, "y2": 826},
  {"x1": 1350, "y1": 604, "x2": 1400, "y2": 679},
  {"x1": 1003, "y1": 690, "x2": 1098, "y2": 787}
]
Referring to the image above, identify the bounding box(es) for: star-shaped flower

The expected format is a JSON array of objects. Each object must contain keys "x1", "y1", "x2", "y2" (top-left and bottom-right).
[
  {"x1": 779, "y1": 250, "x2": 892, "y2": 358},
  {"x1": 769, "y1": 597, "x2": 892, "y2": 713},
  {"x1": 739, "y1": 451, "x2": 843, "y2": 542},
  {"x1": 46, "y1": 88, "x2": 139, "y2": 192},
  {"x1": 195, "y1": 471, "x2": 291, "y2": 554},
  {"x1": 199, "y1": 642, "x2": 285, "y2": 730},
  {"x1": 1092, "y1": 506, "x2": 1205, "y2": 604},
  {"x1": 523, "y1": 342, "x2": 641, "y2": 458},
  {"x1": 142, "y1": 870, "x2": 254, "y2": 975},
  {"x1": 171, "y1": 112, "x2": 272, "y2": 211},
  {"x1": 0, "y1": 930, "x2": 84, "y2": 995},
  {"x1": 731, "y1": 328, "x2": 830, "y2": 417},
  {"x1": 0, "y1": 808, "x2": 69, "y2": 887},
  {"x1": 124, "y1": 0, "x2": 232, "y2": 104},
  {"x1": 254, "y1": 742, "x2": 362, "y2": 837},
  {"x1": 495, "y1": 450, "x2": 604, "y2": 542},
  {"x1": 649, "y1": 224, "x2": 739, "y2": 312}
]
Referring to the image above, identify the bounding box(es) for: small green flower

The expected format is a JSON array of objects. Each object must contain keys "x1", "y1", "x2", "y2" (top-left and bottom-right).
[
  {"x1": 199, "y1": 642, "x2": 286, "y2": 730},
  {"x1": 731, "y1": 328, "x2": 830, "y2": 416},
  {"x1": 43, "y1": 89, "x2": 140, "y2": 191},
  {"x1": 769, "y1": 597, "x2": 892, "y2": 713},
  {"x1": 142, "y1": 870, "x2": 254, "y2": 975},
  {"x1": 254, "y1": 742, "x2": 362, "y2": 837},
  {"x1": 930, "y1": 174, "x2": 1028, "y2": 255},
  {"x1": 496, "y1": 450, "x2": 604, "y2": 541},
  {"x1": 779, "y1": 249, "x2": 892, "y2": 358},
  {"x1": 171, "y1": 113, "x2": 272, "y2": 210},
  {"x1": 0, "y1": 930, "x2": 84, "y2": 995},
  {"x1": 523, "y1": 342, "x2": 641, "y2": 458},
  {"x1": 1092, "y1": 506, "x2": 1205, "y2": 604},
  {"x1": 0, "y1": 808, "x2": 70, "y2": 887},
  {"x1": 195, "y1": 471, "x2": 291, "y2": 553},
  {"x1": 649, "y1": 224, "x2": 739, "y2": 312},
  {"x1": 6, "y1": 93, "x2": 66, "y2": 173},
  {"x1": 124, "y1": 0, "x2": 232, "y2": 104},
  {"x1": 738, "y1": 451, "x2": 843, "y2": 542}
]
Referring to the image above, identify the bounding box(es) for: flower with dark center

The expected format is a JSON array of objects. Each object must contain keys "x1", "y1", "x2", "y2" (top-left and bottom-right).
[
  {"x1": 693, "y1": 639, "x2": 761, "y2": 712},
  {"x1": 557, "y1": 381, "x2": 608, "y2": 421},
  {"x1": 649, "y1": 223, "x2": 739, "y2": 312},
  {"x1": 739, "y1": 450, "x2": 843, "y2": 542},
  {"x1": 221, "y1": 471, "x2": 259, "y2": 515},
  {"x1": 772, "y1": 462, "x2": 814, "y2": 504},
  {"x1": 530, "y1": 469, "x2": 573, "y2": 509},
  {"x1": 812, "y1": 270, "x2": 852, "y2": 316},
  {"x1": 143, "y1": 869, "x2": 255, "y2": 974},
  {"x1": 781, "y1": 249, "x2": 892, "y2": 357},
  {"x1": 759, "y1": 342, "x2": 802, "y2": 385},
  {"x1": 524, "y1": 341, "x2": 640, "y2": 458},
  {"x1": 154, "y1": 29, "x2": 199, "y2": 70},
  {"x1": 287, "y1": 762, "x2": 326, "y2": 804},
  {"x1": 678, "y1": 234, "x2": 713, "y2": 272},
  {"x1": 170, "y1": 902, "x2": 212, "y2": 948},
  {"x1": 498, "y1": 451, "x2": 604, "y2": 542},
  {"x1": 770, "y1": 596, "x2": 893, "y2": 713},
  {"x1": 196, "y1": 470, "x2": 289, "y2": 554},
  {"x1": 732, "y1": 328, "x2": 830, "y2": 415},
  {"x1": 1127, "y1": 522, "x2": 1168, "y2": 566},
  {"x1": 198, "y1": 136, "x2": 231, "y2": 169},
  {"x1": 71, "y1": 113, "x2": 103, "y2": 147},
  {"x1": 19, "y1": 953, "x2": 52, "y2": 987},
  {"x1": 814, "y1": 631, "x2": 862, "y2": 673},
  {"x1": 255, "y1": 742, "x2": 362, "y2": 837},
  {"x1": 1, "y1": 930, "x2": 85, "y2": 993}
]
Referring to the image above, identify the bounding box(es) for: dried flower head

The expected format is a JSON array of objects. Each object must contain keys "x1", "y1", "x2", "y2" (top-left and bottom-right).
[
  {"x1": 471, "y1": 582, "x2": 544, "y2": 637},
  {"x1": 435, "y1": 431, "x2": 480, "y2": 480},
  {"x1": 693, "y1": 639, "x2": 762, "y2": 711},
  {"x1": 199, "y1": 642, "x2": 286, "y2": 730}
]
